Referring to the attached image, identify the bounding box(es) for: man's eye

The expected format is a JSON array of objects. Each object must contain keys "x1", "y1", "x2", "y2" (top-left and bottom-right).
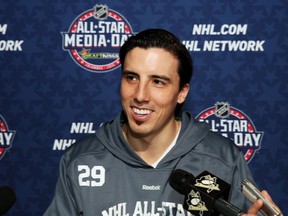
[
  {"x1": 153, "y1": 79, "x2": 165, "y2": 86},
  {"x1": 125, "y1": 74, "x2": 137, "y2": 82}
]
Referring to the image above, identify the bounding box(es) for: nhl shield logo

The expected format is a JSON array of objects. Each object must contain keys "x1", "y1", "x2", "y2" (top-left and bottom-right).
[
  {"x1": 196, "y1": 102, "x2": 264, "y2": 163},
  {"x1": 94, "y1": 4, "x2": 108, "y2": 20},
  {"x1": 215, "y1": 102, "x2": 230, "y2": 118},
  {"x1": 62, "y1": 4, "x2": 133, "y2": 73}
]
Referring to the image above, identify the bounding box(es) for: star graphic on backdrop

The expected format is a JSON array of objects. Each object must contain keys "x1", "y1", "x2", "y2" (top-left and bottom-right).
[
  {"x1": 257, "y1": 82, "x2": 286, "y2": 110},
  {"x1": 133, "y1": 5, "x2": 164, "y2": 30},
  {"x1": 254, "y1": 0, "x2": 284, "y2": 13}
]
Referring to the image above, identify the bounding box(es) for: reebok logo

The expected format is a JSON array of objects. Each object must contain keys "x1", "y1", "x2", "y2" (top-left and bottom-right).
[{"x1": 142, "y1": 185, "x2": 161, "y2": 191}]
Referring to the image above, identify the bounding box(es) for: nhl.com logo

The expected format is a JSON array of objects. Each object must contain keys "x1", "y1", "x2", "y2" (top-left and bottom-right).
[
  {"x1": 62, "y1": 4, "x2": 134, "y2": 73},
  {"x1": 0, "y1": 115, "x2": 16, "y2": 160},
  {"x1": 196, "y1": 102, "x2": 264, "y2": 163}
]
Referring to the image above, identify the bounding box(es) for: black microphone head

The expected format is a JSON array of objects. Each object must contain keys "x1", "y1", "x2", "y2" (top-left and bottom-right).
[
  {"x1": 169, "y1": 169, "x2": 195, "y2": 195},
  {"x1": 0, "y1": 186, "x2": 16, "y2": 215}
]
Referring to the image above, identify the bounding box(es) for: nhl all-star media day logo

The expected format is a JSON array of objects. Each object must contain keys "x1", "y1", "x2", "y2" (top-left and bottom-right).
[
  {"x1": 62, "y1": 4, "x2": 134, "y2": 73},
  {"x1": 0, "y1": 115, "x2": 16, "y2": 160},
  {"x1": 196, "y1": 102, "x2": 264, "y2": 163}
]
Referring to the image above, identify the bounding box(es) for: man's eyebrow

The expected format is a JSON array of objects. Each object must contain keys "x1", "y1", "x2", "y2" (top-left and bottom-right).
[
  {"x1": 122, "y1": 70, "x2": 171, "y2": 82},
  {"x1": 122, "y1": 70, "x2": 137, "y2": 75},
  {"x1": 150, "y1": 74, "x2": 171, "y2": 82}
]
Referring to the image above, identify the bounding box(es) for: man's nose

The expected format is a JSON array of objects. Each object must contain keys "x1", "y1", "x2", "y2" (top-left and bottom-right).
[{"x1": 134, "y1": 82, "x2": 149, "y2": 103}]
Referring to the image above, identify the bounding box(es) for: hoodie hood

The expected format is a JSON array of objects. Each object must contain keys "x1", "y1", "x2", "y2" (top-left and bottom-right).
[{"x1": 95, "y1": 111, "x2": 210, "y2": 168}]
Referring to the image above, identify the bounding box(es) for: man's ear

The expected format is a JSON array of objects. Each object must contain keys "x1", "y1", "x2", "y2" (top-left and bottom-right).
[{"x1": 177, "y1": 84, "x2": 190, "y2": 104}]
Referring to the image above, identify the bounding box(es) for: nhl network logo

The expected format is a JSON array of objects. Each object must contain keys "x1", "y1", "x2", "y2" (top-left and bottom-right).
[
  {"x1": 196, "y1": 102, "x2": 264, "y2": 163},
  {"x1": 62, "y1": 4, "x2": 134, "y2": 73},
  {"x1": 0, "y1": 115, "x2": 16, "y2": 160}
]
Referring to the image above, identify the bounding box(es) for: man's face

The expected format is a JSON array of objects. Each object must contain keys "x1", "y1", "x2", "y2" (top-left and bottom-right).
[{"x1": 120, "y1": 47, "x2": 189, "y2": 137}]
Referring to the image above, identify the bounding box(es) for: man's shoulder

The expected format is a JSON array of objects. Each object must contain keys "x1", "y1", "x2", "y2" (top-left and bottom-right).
[
  {"x1": 199, "y1": 129, "x2": 242, "y2": 161},
  {"x1": 63, "y1": 133, "x2": 106, "y2": 163}
]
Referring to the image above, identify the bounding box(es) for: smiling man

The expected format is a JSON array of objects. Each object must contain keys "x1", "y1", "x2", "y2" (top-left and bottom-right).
[
  {"x1": 44, "y1": 29, "x2": 282, "y2": 216},
  {"x1": 120, "y1": 47, "x2": 189, "y2": 165}
]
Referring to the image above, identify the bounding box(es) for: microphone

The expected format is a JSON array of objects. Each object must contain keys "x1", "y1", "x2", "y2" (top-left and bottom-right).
[
  {"x1": 0, "y1": 186, "x2": 16, "y2": 215},
  {"x1": 169, "y1": 169, "x2": 244, "y2": 216}
]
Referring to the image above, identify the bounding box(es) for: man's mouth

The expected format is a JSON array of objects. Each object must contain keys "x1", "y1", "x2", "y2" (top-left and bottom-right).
[{"x1": 132, "y1": 107, "x2": 152, "y2": 115}]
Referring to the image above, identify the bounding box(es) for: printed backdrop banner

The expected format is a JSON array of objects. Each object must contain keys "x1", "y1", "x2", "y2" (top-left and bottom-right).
[{"x1": 0, "y1": 0, "x2": 287, "y2": 215}]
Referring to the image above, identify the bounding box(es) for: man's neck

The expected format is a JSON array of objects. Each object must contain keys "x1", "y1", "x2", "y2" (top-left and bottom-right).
[{"x1": 122, "y1": 120, "x2": 181, "y2": 165}]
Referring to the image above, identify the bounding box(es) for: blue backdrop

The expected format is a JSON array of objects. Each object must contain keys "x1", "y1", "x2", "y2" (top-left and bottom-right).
[{"x1": 0, "y1": 0, "x2": 287, "y2": 215}]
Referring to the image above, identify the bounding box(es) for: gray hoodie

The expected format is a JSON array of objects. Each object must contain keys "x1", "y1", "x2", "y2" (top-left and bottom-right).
[{"x1": 44, "y1": 111, "x2": 253, "y2": 216}]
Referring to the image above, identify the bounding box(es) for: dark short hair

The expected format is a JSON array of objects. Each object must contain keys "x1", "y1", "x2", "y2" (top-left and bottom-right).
[{"x1": 120, "y1": 29, "x2": 193, "y2": 90}]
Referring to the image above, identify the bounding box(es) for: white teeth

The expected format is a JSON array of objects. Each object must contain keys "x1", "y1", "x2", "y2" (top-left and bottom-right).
[{"x1": 133, "y1": 108, "x2": 152, "y2": 115}]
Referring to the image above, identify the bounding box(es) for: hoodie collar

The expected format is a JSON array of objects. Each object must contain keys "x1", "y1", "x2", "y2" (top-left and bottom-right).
[{"x1": 96, "y1": 111, "x2": 210, "y2": 168}]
